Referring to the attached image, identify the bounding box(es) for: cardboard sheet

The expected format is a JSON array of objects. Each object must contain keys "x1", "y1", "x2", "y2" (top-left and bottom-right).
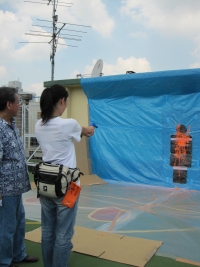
[
  {"x1": 72, "y1": 227, "x2": 124, "y2": 257},
  {"x1": 176, "y1": 258, "x2": 200, "y2": 266},
  {"x1": 25, "y1": 227, "x2": 41, "y2": 243},
  {"x1": 25, "y1": 226, "x2": 162, "y2": 267}
]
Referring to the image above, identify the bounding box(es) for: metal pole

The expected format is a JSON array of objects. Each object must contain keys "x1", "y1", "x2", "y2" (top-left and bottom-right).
[
  {"x1": 21, "y1": 104, "x2": 25, "y2": 146},
  {"x1": 51, "y1": 0, "x2": 56, "y2": 81}
]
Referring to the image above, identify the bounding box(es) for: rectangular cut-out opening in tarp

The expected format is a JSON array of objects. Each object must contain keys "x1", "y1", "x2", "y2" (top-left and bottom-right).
[{"x1": 81, "y1": 69, "x2": 200, "y2": 191}]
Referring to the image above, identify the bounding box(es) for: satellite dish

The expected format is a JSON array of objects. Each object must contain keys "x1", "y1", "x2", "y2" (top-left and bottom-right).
[{"x1": 91, "y1": 59, "x2": 103, "y2": 77}]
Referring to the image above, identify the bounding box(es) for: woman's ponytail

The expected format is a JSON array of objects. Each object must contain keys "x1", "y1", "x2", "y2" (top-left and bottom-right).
[{"x1": 40, "y1": 84, "x2": 68, "y2": 124}]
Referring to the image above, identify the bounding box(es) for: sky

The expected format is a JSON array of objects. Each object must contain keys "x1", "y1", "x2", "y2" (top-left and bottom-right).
[{"x1": 1, "y1": 0, "x2": 200, "y2": 96}]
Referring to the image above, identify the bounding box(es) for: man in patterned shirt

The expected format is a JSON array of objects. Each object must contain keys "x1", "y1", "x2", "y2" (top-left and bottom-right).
[{"x1": 0, "y1": 87, "x2": 39, "y2": 267}]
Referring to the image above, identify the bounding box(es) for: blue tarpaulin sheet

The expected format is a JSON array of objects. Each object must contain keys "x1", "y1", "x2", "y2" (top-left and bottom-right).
[{"x1": 81, "y1": 69, "x2": 200, "y2": 190}]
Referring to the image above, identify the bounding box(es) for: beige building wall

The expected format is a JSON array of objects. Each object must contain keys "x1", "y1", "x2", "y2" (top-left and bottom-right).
[
  {"x1": 61, "y1": 84, "x2": 92, "y2": 174},
  {"x1": 61, "y1": 85, "x2": 89, "y2": 126}
]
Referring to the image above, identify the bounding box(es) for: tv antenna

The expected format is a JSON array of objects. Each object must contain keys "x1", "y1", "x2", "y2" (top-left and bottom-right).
[{"x1": 20, "y1": 0, "x2": 91, "y2": 81}]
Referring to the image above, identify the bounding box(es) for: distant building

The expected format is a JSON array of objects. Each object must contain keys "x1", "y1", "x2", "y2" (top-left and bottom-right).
[
  {"x1": 8, "y1": 81, "x2": 22, "y2": 92},
  {"x1": 2, "y1": 80, "x2": 37, "y2": 101}
]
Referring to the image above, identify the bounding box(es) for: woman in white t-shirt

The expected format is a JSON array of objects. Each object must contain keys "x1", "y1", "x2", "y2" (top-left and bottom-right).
[{"x1": 35, "y1": 84, "x2": 94, "y2": 267}]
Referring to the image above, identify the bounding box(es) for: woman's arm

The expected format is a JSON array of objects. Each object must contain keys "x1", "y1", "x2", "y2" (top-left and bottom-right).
[{"x1": 81, "y1": 126, "x2": 95, "y2": 137}]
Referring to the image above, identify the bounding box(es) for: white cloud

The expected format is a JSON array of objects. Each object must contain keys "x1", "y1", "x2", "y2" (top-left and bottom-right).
[
  {"x1": 25, "y1": 82, "x2": 44, "y2": 96},
  {"x1": 120, "y1": 0, "x2": 200, "y2": 65},
  {"x1": 189, "y1": 34, "x2": 200, "y2": 59},
  {"x1": 0, "y1": 65, "x2": 7, "y2": 78},
  {"x1": 120, "y1": 0, "x2": 200, "y2": 37},
  {"x1": 83, "y1": 57, "x2": 151, "y2": 76},
  {"x1": 5, "y1": 0, "x2": 53, "y2": 19},
  {"x1": 0, "y1": 10, "x2": 50, "y2": 62},
  {"x1": 13, "y1": 42, "x2": 51, "y2": 62},
  {"x1": 70, "y1": 0, "x2": 115, "y2": 38},
  {"x1": 190, "y1": 63, "x2": 200, "y2": 68}
]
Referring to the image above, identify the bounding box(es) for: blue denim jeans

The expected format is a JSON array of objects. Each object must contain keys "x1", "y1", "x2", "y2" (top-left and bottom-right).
[
  {"x1": 0, "y1": 195, "x2": 27, "y2": 267},
  {"x1": 40, "y1": 195, "x2": 79, "y2": 267}
]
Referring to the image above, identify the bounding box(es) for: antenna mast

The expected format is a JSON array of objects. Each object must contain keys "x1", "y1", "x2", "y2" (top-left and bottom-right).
[
  {"x1": 22, "y1": 0, "x2": 91, "y2": 81},
  {"x1": 49, "y1": 0, "x2": 57, "y2": 81}
]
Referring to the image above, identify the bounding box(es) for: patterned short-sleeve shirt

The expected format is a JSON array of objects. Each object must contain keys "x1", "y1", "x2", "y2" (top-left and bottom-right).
[{"x1": 0, "y1": 118, "x2": 31, "y2": 196}]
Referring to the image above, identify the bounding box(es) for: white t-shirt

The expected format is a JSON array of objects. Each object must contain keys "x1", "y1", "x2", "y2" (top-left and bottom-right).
[{"x1": 35, "y1": 117, "x2": 81, "y2": 168}]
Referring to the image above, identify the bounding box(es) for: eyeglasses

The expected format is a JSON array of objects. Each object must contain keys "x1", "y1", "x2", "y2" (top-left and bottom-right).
[{"x1": 13, "y1": 98, "x2": 22, "y2": 105}]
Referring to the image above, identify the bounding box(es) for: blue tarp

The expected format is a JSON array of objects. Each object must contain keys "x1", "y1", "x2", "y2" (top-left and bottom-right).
[{"x1": 81, "y1": 69, "x2": 200, "y2": 190}]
